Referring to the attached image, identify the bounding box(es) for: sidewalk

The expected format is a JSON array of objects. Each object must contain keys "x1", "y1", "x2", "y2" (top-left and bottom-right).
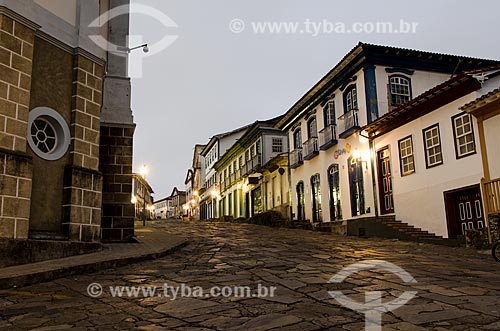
[{"x1": 0, "y1": 226, "x2": 187, "y2": 290}]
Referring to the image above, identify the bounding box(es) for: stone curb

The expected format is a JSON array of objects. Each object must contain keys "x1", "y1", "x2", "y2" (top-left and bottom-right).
[{"x1": 0, "y1": 239, "x2": 189, "y2": 290}]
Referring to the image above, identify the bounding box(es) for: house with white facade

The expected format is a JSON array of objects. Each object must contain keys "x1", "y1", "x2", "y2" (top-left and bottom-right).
[
  {"x1": 462, "y1": 86, "x2": 500, "y2": 243},
  {"x1": 132, "y1": 174, "x2": 154, "y2": 221},
  {"x1": 213, "y1": 117, "x2": 290, "y2": 219},
  {"x1": 364, "y1": 70, "x2": 500, "y2": 242},
  {"x1": 199, "y1": 125, "x2": 250, "y2": 220},
  {"x1": 275, "y1": 42, "x2": 500, "y2": 239},
  {"x1": 153, "y1": 196, "x2": 173, "y2": 219}
]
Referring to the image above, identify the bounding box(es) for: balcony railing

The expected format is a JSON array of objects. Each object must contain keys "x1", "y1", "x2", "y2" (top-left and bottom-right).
[
  {"x1": 338, "y1": 108, "x2": 360, "y2": 139},
  {"x1": 319, "y1": 125, "x2": 338, "y2": 151},
  {"x1": 290, "y1": 149, "x2": 303, "y2": 169},
  {"x1": 242, "y1": 154, "x2": 262, "y2": 176},
  {"x1": 483, "y1": 178, "x2": 500, "y2": 215},
  {"x1": 303, "y1": 137, "x2": 319, "y2": 160}
]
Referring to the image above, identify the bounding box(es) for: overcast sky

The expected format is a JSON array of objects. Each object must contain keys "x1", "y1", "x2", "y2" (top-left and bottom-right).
[{"x1": 129, "y1": 0, "x2": 500, "y2": 199}]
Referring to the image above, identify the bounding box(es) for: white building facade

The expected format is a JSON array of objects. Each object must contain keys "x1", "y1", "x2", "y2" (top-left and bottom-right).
[
  {"x1": 366, "y1": 72, "x2": 500, "y2": 239},
  {"x1": 199, "y1": 125, "x2": 249, "y2": 220},
  {"x1": 275, "y1": 43, "x2": 500, "y2": 237},
  {"x1": 214, "y1": 118, "x2": 290, "y2": 219}
]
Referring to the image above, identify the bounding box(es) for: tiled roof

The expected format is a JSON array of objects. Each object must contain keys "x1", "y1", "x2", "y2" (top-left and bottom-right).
[
  {"x1": 364, "y1": 74, "x2": 481, "y2": 137},
  {"x1": 460, "y1": 87, "x2": 500, "y2": 112},
  {"x1": 275, "y1": 42, "x2": 500, "y2": 130}
]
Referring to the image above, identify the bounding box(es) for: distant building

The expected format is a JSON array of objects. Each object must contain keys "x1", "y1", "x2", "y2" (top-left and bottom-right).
[
  {"x1": 153, "y1": 196, "x2": 173, "y2": 219},
  {"x1": 184, "y1": 144, "x2": 206, "y2": 220},
  {"x1": 213, "y1": 117, "x2": 290, "y2": 219},
  {"x1": 132, "y1": 174, "x2": 154, "y2": 221},
  {"x1": 199, "y1": 125, "x2": 251, "y2": 220},
  {"x1": 170, "y1": 187, "x2": 187, "y2": 218}
]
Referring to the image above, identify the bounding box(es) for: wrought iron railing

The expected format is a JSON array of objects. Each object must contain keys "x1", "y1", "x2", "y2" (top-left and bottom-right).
[
  {"x1": 319, "y1": 125, "x2": 337, "y2": 150},
  {"x1": 303, "y1": 138, "x2": 319, "y2": 159},
  {"x1": 338, "y1": 108, "x2": 359, "y2": 136},
  {"x1": 290, "y1": 149, "x2": 303, "y2": 168}
]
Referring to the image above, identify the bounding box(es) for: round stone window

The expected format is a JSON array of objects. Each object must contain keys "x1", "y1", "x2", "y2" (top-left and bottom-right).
[{"x1": 27, "y1": 107, "x2": 70, "y2": 161}]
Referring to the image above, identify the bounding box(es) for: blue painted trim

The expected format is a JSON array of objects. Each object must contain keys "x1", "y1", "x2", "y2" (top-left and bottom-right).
[
  {"x1": 340, "y1": 76, "x2": 358, "y2": 92},
  {"x1": 363, "y1": 65, "x2": 379, "y2": 123},
  {"x1": 385, "y1": 67, "x2": 415, "y2": 75}
]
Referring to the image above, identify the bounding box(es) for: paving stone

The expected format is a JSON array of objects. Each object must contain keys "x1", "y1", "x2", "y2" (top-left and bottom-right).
[
  {"x1": 0, "y1": 221, "x2": 499, "y2": 330},
  {"x1": 154, "y1": 297, "x2": 220, "y2": 318},
  {"x1": 233, "y1": 313, "x2": 302, "y2": 331}
]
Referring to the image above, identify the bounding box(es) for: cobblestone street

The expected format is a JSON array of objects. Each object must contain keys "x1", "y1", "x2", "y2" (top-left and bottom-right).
[{"x1": 1, "y1": 221, "x2": 499, "y2": 331}]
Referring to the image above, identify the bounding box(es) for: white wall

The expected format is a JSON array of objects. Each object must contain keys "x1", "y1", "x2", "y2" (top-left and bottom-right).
[
  {"x1": 373, "y1": 94, "x2": 483, "y2": 237},
  {"x1": 288, "y1": 69, "x2": 376, "y2": 223},
  {"x1": 375, "y1": 66, "x2": 452, "y2": 118}
]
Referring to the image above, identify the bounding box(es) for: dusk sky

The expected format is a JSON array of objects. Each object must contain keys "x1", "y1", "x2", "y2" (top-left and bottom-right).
[{"x1": 129, "y1": 0, "x2": 500, "y2": 199}]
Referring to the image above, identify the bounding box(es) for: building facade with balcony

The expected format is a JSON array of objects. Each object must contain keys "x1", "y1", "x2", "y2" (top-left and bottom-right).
[
  {"x1": 213, "y1": 117, "x2": 289, "y2": 219},
  {"x1": 169, "y1": 187, "x2": 187, "y2": 219},
  {"x1": 199, "y1": 125, "x2": 250, "y2": 220},
  {"x1": 184, "y1": 144, "x2": 205, "y2": 220},
  {"x1": 275, "y1": 42, "x2": 500, "y2": 233},
  {"x1": 365, "y1": 71, "x2": 500, "y2": 240},
  {"x1": 132, "y1": 174, "x2": 154, "y2": 221}
]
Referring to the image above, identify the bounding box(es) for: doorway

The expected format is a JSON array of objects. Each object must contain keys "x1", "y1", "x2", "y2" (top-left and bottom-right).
[
  {"x1": 296, "y1": 182, "x2": 305, "y2": 220},
  {"x1": 444, "y1": 184, "x2": 485, "y2": 239},
  {"x1": 311, "y1": 174, "x2": 323, "y2": 222},
  {"x1": 377, "y1": 147, "x2": 395, "y2": 214}
]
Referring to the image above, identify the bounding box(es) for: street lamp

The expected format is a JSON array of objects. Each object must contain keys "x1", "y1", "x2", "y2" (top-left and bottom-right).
[
  {"x1": 139, "y1": 164, "x2": 149, "y2": 179},
  {"x1": 116, "y1": 43, "x2": 149, "y2": 54}
]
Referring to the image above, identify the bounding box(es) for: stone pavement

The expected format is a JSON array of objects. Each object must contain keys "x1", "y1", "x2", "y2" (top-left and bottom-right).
[
  {"x1": 0, "y1": 225, "x2": 187, "y2": 290},
  {"x1": 0, "y1": 221, "x2": 499, "y2": 330}
]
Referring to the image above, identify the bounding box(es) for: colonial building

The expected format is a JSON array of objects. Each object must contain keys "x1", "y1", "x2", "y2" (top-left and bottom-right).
[
  {"x1": 199, "y1": 124, "x2": 250, "y2": 220},
  {"x1": 365, "y1": 71, "x2": 500, "y2": 240},
  {"x1": 462, "y1": 86, "x2": 500, "y2": 242},
  {"x1": 170, "y1": 186, "x2": 186, "y2": 219},
  {"x1": 213, "y1": 117, "x2": 290, "y2": 219},
  {"x1": 275, "y1": 42, "x2": 499, "y2": 236},
  {"x1": 184, "y1": 144, "x2": 205, "y2": 220},
  {"x1": 0, "y1": 0, "x2": 135, "y2": 242},
  {"x1": 153, "y1": 196, "x2": 173, "y2": 219},
  {"x1": 131, "y1": 173, "x2": 154, "y2": 220}
]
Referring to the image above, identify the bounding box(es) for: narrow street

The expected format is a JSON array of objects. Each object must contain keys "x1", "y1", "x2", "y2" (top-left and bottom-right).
[{"x1": 1, "y1": 221, "x2": 499, "y2": 330}]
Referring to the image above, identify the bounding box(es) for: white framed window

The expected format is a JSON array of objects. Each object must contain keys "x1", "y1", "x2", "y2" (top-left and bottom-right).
[
  {"x1": 344, "y1": 85, "x2": 358, "y2": 113},
  {"x1": 389, "y1": 76, "x2": 411, "y2": 106},
  {"x1": 423, "y1": 124, "x2": 443, "y2": 168},
  {"x1": 452, "y1": 113, "x2": 476, "y2": 158},
  {"x1": 324, "y1": 100, "x2": 336, "y2": 126},
  {"x1": 398, "y1": 135, "x2": 415, "y2": 176},
  {"x1": 272, "y1": 138, "x2": 283, "y2": 153}
]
